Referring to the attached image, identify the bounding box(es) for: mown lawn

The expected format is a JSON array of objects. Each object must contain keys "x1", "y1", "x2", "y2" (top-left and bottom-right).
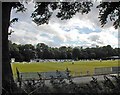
[{"x1": 11, "y1": 60, "x2": 119, "y2": 77}]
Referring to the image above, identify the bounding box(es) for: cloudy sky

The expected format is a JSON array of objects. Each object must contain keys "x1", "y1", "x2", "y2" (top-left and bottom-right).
[{"x1": 9, "y1": 2, "x2": 118, "y2": 48}]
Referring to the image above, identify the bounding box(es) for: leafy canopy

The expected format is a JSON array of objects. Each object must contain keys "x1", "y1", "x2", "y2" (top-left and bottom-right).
[
  {"x1": 97, "y1": 2, "x2": 120, "y2": 29},
  {"x1": 10, "y1": 1, "x2": 120, "y2": 29}
]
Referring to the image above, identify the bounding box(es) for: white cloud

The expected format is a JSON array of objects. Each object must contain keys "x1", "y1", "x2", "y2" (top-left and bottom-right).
[
  {"x1": 9, "y1": 2, "x2": 119, "y2": 48},
  {"x1": 80, "y1": 27, "x2": 118, "y2": 48}
]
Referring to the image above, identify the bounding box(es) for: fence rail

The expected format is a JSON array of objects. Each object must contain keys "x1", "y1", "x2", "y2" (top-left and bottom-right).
[
  {"x1": 14, "y1": 71, "x2": 68, "y2": 81},
  {"x1": 94, "y1": 66, "x2": 120, "y2": 75},
  {"x1": 14, "y1": 66, "x2": 120, "y2": 81}
]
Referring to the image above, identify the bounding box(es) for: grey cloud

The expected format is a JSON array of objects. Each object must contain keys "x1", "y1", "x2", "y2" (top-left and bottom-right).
[
  {"x1": 90, "y1": 44, "x2": 98, "y2": 47},
  {"x1": 87, "y1": 34, "x2": 106, "y2": 46},
  {"x1": 96, "y1": 40, "x2": 104, "y2": 44},
  {"x1": 10, "y1": 33, "x2": 38, "y2": 44},
  {"x1": 88, "y1": 35, "x2": 100, "y2": 42}
]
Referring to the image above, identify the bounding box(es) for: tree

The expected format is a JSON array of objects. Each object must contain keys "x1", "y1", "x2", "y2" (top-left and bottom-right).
[
  {"x1": 21, "y1": 44, "x2": 36, "y2": 62},
  {"x1": 59, "y1": 46, "x2": 67, "y2": 59},
  {"x1": 36, "y1": 43, "x2": 49, "y2": 59},
  {"x1": 53, "y1": 47, "x2": 61, "y2": 59},
  {"x1": 72, "y1": 47, "x2": 80, "y2": 60},
  {"x1": 96, "y1": 2, "x2": 120, "y2": 29},
  {"x1": 9, "y1": 42, "x2": 23, "y2": 62},
  {"x1": 2, "y1": 3, "x2": 24, "y2": 93},
  {"x1": 2, "y1": 1, "x2": 120, "y2": 93},
  {"x1": 31, "y1": 2, "x2": 93, "y2": 25},
  {"x1": 67, "y1": 47, "x2": 73, "y2": 59}
]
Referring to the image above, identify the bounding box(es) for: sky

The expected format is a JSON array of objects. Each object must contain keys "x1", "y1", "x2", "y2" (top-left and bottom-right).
[{"x1": 9, "y1": 1, "x2": 119, "y2": 48}]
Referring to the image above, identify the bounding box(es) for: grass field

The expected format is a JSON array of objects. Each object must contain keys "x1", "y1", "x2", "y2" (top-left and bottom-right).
[{"x1": 11, "y1": 60, "x2": 119, "y2": 78}]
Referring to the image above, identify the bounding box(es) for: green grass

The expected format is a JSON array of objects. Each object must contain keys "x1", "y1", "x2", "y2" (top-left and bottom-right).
[{"x1": 11, "y1": 60, "x2": 119, "y2": 77}]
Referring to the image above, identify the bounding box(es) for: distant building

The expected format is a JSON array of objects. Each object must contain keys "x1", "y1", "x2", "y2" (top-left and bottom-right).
[
  {"x1": 107, "y1": 56, "x2": 120, "y2": 60},
  {"x1": 30, "y1": 59, "x2": 73, "y2": 62},
  {"x1": 30, "y1": 59, "x2": 43, "y2": 62}
]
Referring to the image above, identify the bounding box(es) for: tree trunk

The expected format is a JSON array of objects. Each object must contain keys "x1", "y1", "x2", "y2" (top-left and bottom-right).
[
  {"x1": 2, "y1": 2, "x2": 14, "y2": 93},
  {"x1": 2, "y1": 3, "x2": 27, "y2": 94}
]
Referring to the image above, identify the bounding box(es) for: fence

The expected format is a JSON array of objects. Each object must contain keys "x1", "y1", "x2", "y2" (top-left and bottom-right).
[
  {"x1": 111, "y1": 67, "x2": 120, "y2": 74},
  {"x1": 94, "y1": 66, "x2": 120, "y2": 75},
  {"x1": 72, "y1": 71, "x2": 92, "y2": 77},
  {"x1": 14, "y1": 71, "x2": 68, "y2": 81},
  {"x1": 14, "y1": 66, "x2": 120, "y2": 81},
  {"x1": 72, "y1": 66, "x2": 120, "y2": 77}
]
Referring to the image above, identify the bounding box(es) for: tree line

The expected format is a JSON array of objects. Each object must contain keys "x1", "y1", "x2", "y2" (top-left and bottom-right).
[{"x1": 9, "y1": 40, "x2": 120, "y2": 62}]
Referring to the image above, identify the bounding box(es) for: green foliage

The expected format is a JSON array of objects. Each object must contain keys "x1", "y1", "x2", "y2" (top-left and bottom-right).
[
  {"x1": 97, "y1": 2, "x2": 120, "y2": 29},
  {"x1": 31, "y1": 2, "x2": 93, "y2": 25},
  {"x1": 10, "y1": 2, "x2": 119, "y2": 28},
  {"x1": 11, "y1": 2, "x2": 27, "y2": 13},
  {"x1": 9, "y1": 41, "x2": 120, "y2": 61},
  {"x1": 10, "y1": 18, "x2": 18, "y2": 25},
  {"x1": 72, "y1": 47, "x2": 80, "y2": 60}
]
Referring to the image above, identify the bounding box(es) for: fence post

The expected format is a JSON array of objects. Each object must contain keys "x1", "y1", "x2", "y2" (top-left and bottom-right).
[
  {"x1": 86, "y1": 71, "x2": 89, "y2": 76},
  {"x1": 80, "y1": 72, "x2": 82, "y2": 76}
]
